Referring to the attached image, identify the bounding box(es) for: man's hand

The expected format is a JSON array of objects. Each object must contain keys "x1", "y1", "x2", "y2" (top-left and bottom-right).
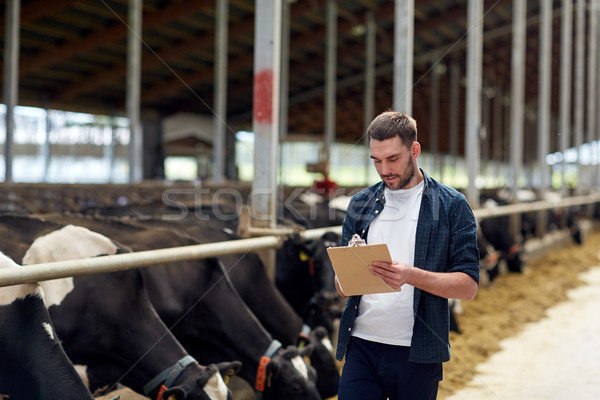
[
  {"x1": 368, "y1": 261, "x2": 412, "y2": 289},
  {"x1": 369, "y1": 261, "x2": 478, "y2": 300}
]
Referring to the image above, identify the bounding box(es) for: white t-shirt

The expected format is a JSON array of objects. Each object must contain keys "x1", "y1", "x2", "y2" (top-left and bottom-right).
[{"x1": 352, "y1": 181, "x2": 424, "y2": 346}]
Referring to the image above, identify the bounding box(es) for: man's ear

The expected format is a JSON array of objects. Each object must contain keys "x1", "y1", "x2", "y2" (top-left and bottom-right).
[{"x1": 411, "y1": 141, "x2": 421, "y2": 158}]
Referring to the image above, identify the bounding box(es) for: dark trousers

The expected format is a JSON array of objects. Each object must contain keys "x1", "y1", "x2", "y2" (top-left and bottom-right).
[{"x1": 338, "y1": 337, "x2": 443, "y2": 400}]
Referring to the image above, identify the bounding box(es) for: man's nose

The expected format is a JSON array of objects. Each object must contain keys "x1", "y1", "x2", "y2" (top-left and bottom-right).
[{"x1": 381, "y1": 161, "x2": 393, "y2": 175}]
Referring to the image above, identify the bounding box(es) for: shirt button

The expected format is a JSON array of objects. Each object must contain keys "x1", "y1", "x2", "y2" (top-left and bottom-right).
[
  {"x1": 348, "y1": 328, "x2": 352, "y2": 332},
  {"x1": 375, "y1": 210, "x2": 379, "y2": 214}
]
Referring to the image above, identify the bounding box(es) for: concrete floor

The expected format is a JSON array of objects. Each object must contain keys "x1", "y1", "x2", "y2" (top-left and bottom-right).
[{"x1": 446, "y1": 265, "x2": 600, "y2": 400}]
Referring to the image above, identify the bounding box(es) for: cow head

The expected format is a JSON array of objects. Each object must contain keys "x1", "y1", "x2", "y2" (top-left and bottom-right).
[
  {"x1": 159, "y1": 361, "x2": 241, "y2": 400},
  {"x1": 304, "y1": 326, "x2": 340, "y2": 399},
  {"x1": 0, "y1": 252, "x2": 96, "y2": 400},
  {"x1": 298, "y1": 231, "x2": 343, "y2": 333},
  {"x1": 261, "y1": 347, "x2": 321, "y2": 400}
]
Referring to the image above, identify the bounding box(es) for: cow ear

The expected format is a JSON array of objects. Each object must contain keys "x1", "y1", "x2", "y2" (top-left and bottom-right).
[
  {"x1": 217, "y1": 360, "x2": 242, "y2": 384},
  {"x1": 300, "y1": 344, "x2": 314, "y2": 361},
  {"x1": 160, "y1": 387, "x2": 185, "y2": 400},
  {"x1": 266, "y1": 358, "x2": 280, "y2": 388}
]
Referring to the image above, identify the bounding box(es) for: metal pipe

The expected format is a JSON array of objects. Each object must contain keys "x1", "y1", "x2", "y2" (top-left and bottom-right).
[
  {"x1": 364, "y1": 10, "x2": 376, "y2": 183},
  {"x1": 449, "y1": 60, "x2": 460, "y2": 181},
  {"x1": 430, "y1": 60, "x2": 440, "y2": 178},
  {"x1": 588, "y1": 0, "x2": 599, "y2": 186},
  {"x1": 538, "y1": 0, "x2": 552, "y2": 192},
  {"x1": 127, "y1": 0, "x2": 143, "y2": 182},
  {"x1": 393, "y1": 0, "x2": 414, "y2": 114},
  {"x1": 509, "y1": 0, "x2": 526, "y2": 193},
  {"x1": 0, "y1": 235, "x2": 283, "y2": 288},
  {"x1": 465, "y1": 0, "x2": 483, "y2": 208},
  {"x1": 3, "y1": 0, "x2": 20, "y2": 183},
  {"x1": 473, "y1": 192, "x2": 600, "y2": 220},
  {"x1": 559, "y1": 0, "x2": 573, "y2": 194},
  {"x1": 574, "y1": 0, "x2": 586, "y2": 192},
  {"x1": 325, "y1": 0, "x2": 337, "y2": 151},
  {"x1": 279, "y1": 0, "x2": 290, "y2": 140},
  {"x1": 212, "y1": 0, "x2": 229, "y2": 184}
]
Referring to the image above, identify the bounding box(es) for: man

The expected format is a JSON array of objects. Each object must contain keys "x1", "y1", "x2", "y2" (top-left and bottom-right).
[{"x1": 335, "y1": 111, "x2": 479, "y2": 400}]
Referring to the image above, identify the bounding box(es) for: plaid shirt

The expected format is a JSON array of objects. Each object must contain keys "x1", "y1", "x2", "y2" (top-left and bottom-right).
[{"x1": 336, "y1": 170, "x2": 479, "y2": 363}]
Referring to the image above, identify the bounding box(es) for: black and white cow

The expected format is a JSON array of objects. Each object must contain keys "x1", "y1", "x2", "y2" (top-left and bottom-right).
[
  {"x1": 84, "y1": 196, "x2": 345, "y2": 337},
  {"x1": 30, "y1": 214, "x2": 324, "y2": 400},
  {"x1": 0, "y1": 215, "x2": 240, "y2": 400},
  {"x1": 73, "y1": 205, "x2": 341, "y2": 398},
  {"x1": 0, "y1": 251, "x2": 96, "y2": 400}
]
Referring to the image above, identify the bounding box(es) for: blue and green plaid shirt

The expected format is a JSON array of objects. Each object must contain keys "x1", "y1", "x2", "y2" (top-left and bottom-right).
[{"x1": 336, "y1": 170, "x2": 479, "y2": 363}]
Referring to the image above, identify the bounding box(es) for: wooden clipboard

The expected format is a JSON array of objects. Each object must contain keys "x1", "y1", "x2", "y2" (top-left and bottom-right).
[{"x1": 327, "y1": 243, "x2": 398, "y2": 296}]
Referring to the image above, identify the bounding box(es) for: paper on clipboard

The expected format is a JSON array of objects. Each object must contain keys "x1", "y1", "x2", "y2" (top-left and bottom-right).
[{"x1": 327, "y1": 243, "x2": 398, "y2": 296}]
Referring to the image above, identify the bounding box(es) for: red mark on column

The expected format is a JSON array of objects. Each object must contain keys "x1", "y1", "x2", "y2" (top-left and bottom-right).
[{"x1": 253, "y1": 69, "x2": 273, "y2": 124}]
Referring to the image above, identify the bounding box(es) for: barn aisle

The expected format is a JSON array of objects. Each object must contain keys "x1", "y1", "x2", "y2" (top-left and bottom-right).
[{"x1": 445, "y1": 265, "x2": 600, "y2": 400}]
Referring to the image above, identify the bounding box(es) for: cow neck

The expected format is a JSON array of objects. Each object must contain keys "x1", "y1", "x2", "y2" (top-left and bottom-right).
[
  {"x1": 254, "y1": 339, "x2": 282, "y2": 398},
  {"x1": 143, "y1": 355, "x2": 198, "y2": 399}
]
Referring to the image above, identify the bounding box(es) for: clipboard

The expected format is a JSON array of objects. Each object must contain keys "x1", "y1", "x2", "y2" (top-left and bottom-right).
[{"x1": 327, "y1": 243, "x2": 398, "y2": 296}]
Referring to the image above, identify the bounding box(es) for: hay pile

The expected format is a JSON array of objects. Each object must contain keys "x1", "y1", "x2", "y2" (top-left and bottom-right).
[{"x1": 439, "y1": 229, "x2": 600, "y2": 399}]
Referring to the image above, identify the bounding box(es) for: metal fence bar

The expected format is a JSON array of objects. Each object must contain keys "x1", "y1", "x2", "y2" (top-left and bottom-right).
[
  {"x1": 472, "y1": 192, "x2": 600, "y2": 220},
  {"x1": 0, "y1": 235, "x2": 282, "y2": 288},
  {"x1": 1, "y1": 193, "x2": 598, "y2": 288}
]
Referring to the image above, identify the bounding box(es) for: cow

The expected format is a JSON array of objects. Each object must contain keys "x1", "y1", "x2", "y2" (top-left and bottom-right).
[
  {"x1": 0, "y1": 251, "x2": 97, "y2": 400},
  {"x1": 0, "y1": 215, "x2": 240, "y2": 400},
  {"x1": 85, "y1": 208, "x2": 341, "y2": 399},
  {"x1": 76, "y1": 204, "x2": 342, "y2": 398},
  {"x1": 26, "y1": 213, "x2": 324, "y2": 400},
  {"x1": 478, "y1": 196, "x2": 525, "y2": 273},
  {"x1": 84, "y1": 194, "x2": 345, "y2": 336}
]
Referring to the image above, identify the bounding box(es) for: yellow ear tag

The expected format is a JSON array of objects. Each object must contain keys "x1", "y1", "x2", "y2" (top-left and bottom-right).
[{"x1": 299, "y1": 251, "x2": 309, "y2": 262}]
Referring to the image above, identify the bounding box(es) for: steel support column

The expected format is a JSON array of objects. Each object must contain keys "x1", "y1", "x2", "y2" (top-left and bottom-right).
[
  {"x1": 393, "y1": 0, "x2": 414, "y2": 114},
  {"x1": 465, "y1": 0, "x2": 483, "y2": 207},
  {"x1": 279, "y1": 0, "x2": 290, "y2": 140},
  {"x1": 3, "y1": 0, "x2": 20, "y2": 183},
  {"x1": 127, "y1": 0, "x2": 143, "y2": 182},
  {"x1": 588, "y1": 0, "x2": 599, "y2": 186},
  {"x1": 574, "y1": 0, "x2": 586, "y2": 192},
  {"x1": 509, "y1": 0, "x2": 526, "y2": 194},
  {"x1": 252, "y1": 0, "x2": 282, "y2": 278},
  {"x1": 559, "y1": 0, "x2": 573, "y2": 194},
  {"x1": 449, "y1": 60, "x2": 460, "y2": 183},
  {"x1": 364, "y1": 10, "x2": 376, "y2": 183},
  {"x1": 493, "y1": 86, "x2": 503, "y2": 178},
  {"x1": 430, "y1": 61, "x2": 441, "y2": 179},
  {"x1": 324, "y1": 0, "x2": 337, "y2": 151},
  {"x1": 213, "y1": 0, "x2": 229, "y2": 184},
  {"x1": 538, "y1": 0, "x2": 552, "y2": 192}
]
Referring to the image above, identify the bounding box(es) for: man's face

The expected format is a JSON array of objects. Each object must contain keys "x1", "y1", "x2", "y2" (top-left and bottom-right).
[{"x1": 370, "y1": 135, "x2": 417, "y2": 190}]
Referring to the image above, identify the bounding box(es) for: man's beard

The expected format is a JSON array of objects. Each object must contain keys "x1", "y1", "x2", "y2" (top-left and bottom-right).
[{"x1": 380, "y1": 158, "x2": 415, "y2": 190}]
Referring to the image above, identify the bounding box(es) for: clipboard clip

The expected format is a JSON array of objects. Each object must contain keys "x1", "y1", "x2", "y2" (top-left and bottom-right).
[{"x1": 348, "y1": 233, "x2": 366, "y2": 247}]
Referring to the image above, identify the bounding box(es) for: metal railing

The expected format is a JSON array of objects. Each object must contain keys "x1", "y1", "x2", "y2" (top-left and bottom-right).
[
  {"x1": 1, "y1": 193, "x2": 599, "y2": 288},
  {"x1": 0, "y1": 225, "x2": 341, "y2": 288}
]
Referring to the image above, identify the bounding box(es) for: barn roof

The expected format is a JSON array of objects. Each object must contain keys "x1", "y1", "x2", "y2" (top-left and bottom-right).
[{"x1": 0, "y1": 0, "x2": 594, "y2": 161}]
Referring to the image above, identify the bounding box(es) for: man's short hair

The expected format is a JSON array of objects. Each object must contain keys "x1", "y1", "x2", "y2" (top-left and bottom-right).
[{"x1": 367, "y1": 111, "x2": 418, "y2": 149}]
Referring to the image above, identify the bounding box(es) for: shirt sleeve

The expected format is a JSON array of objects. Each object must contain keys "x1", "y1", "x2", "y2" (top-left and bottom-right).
[{"x1": 448, "y1": 196, "x2": 480, "y2": 284}]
